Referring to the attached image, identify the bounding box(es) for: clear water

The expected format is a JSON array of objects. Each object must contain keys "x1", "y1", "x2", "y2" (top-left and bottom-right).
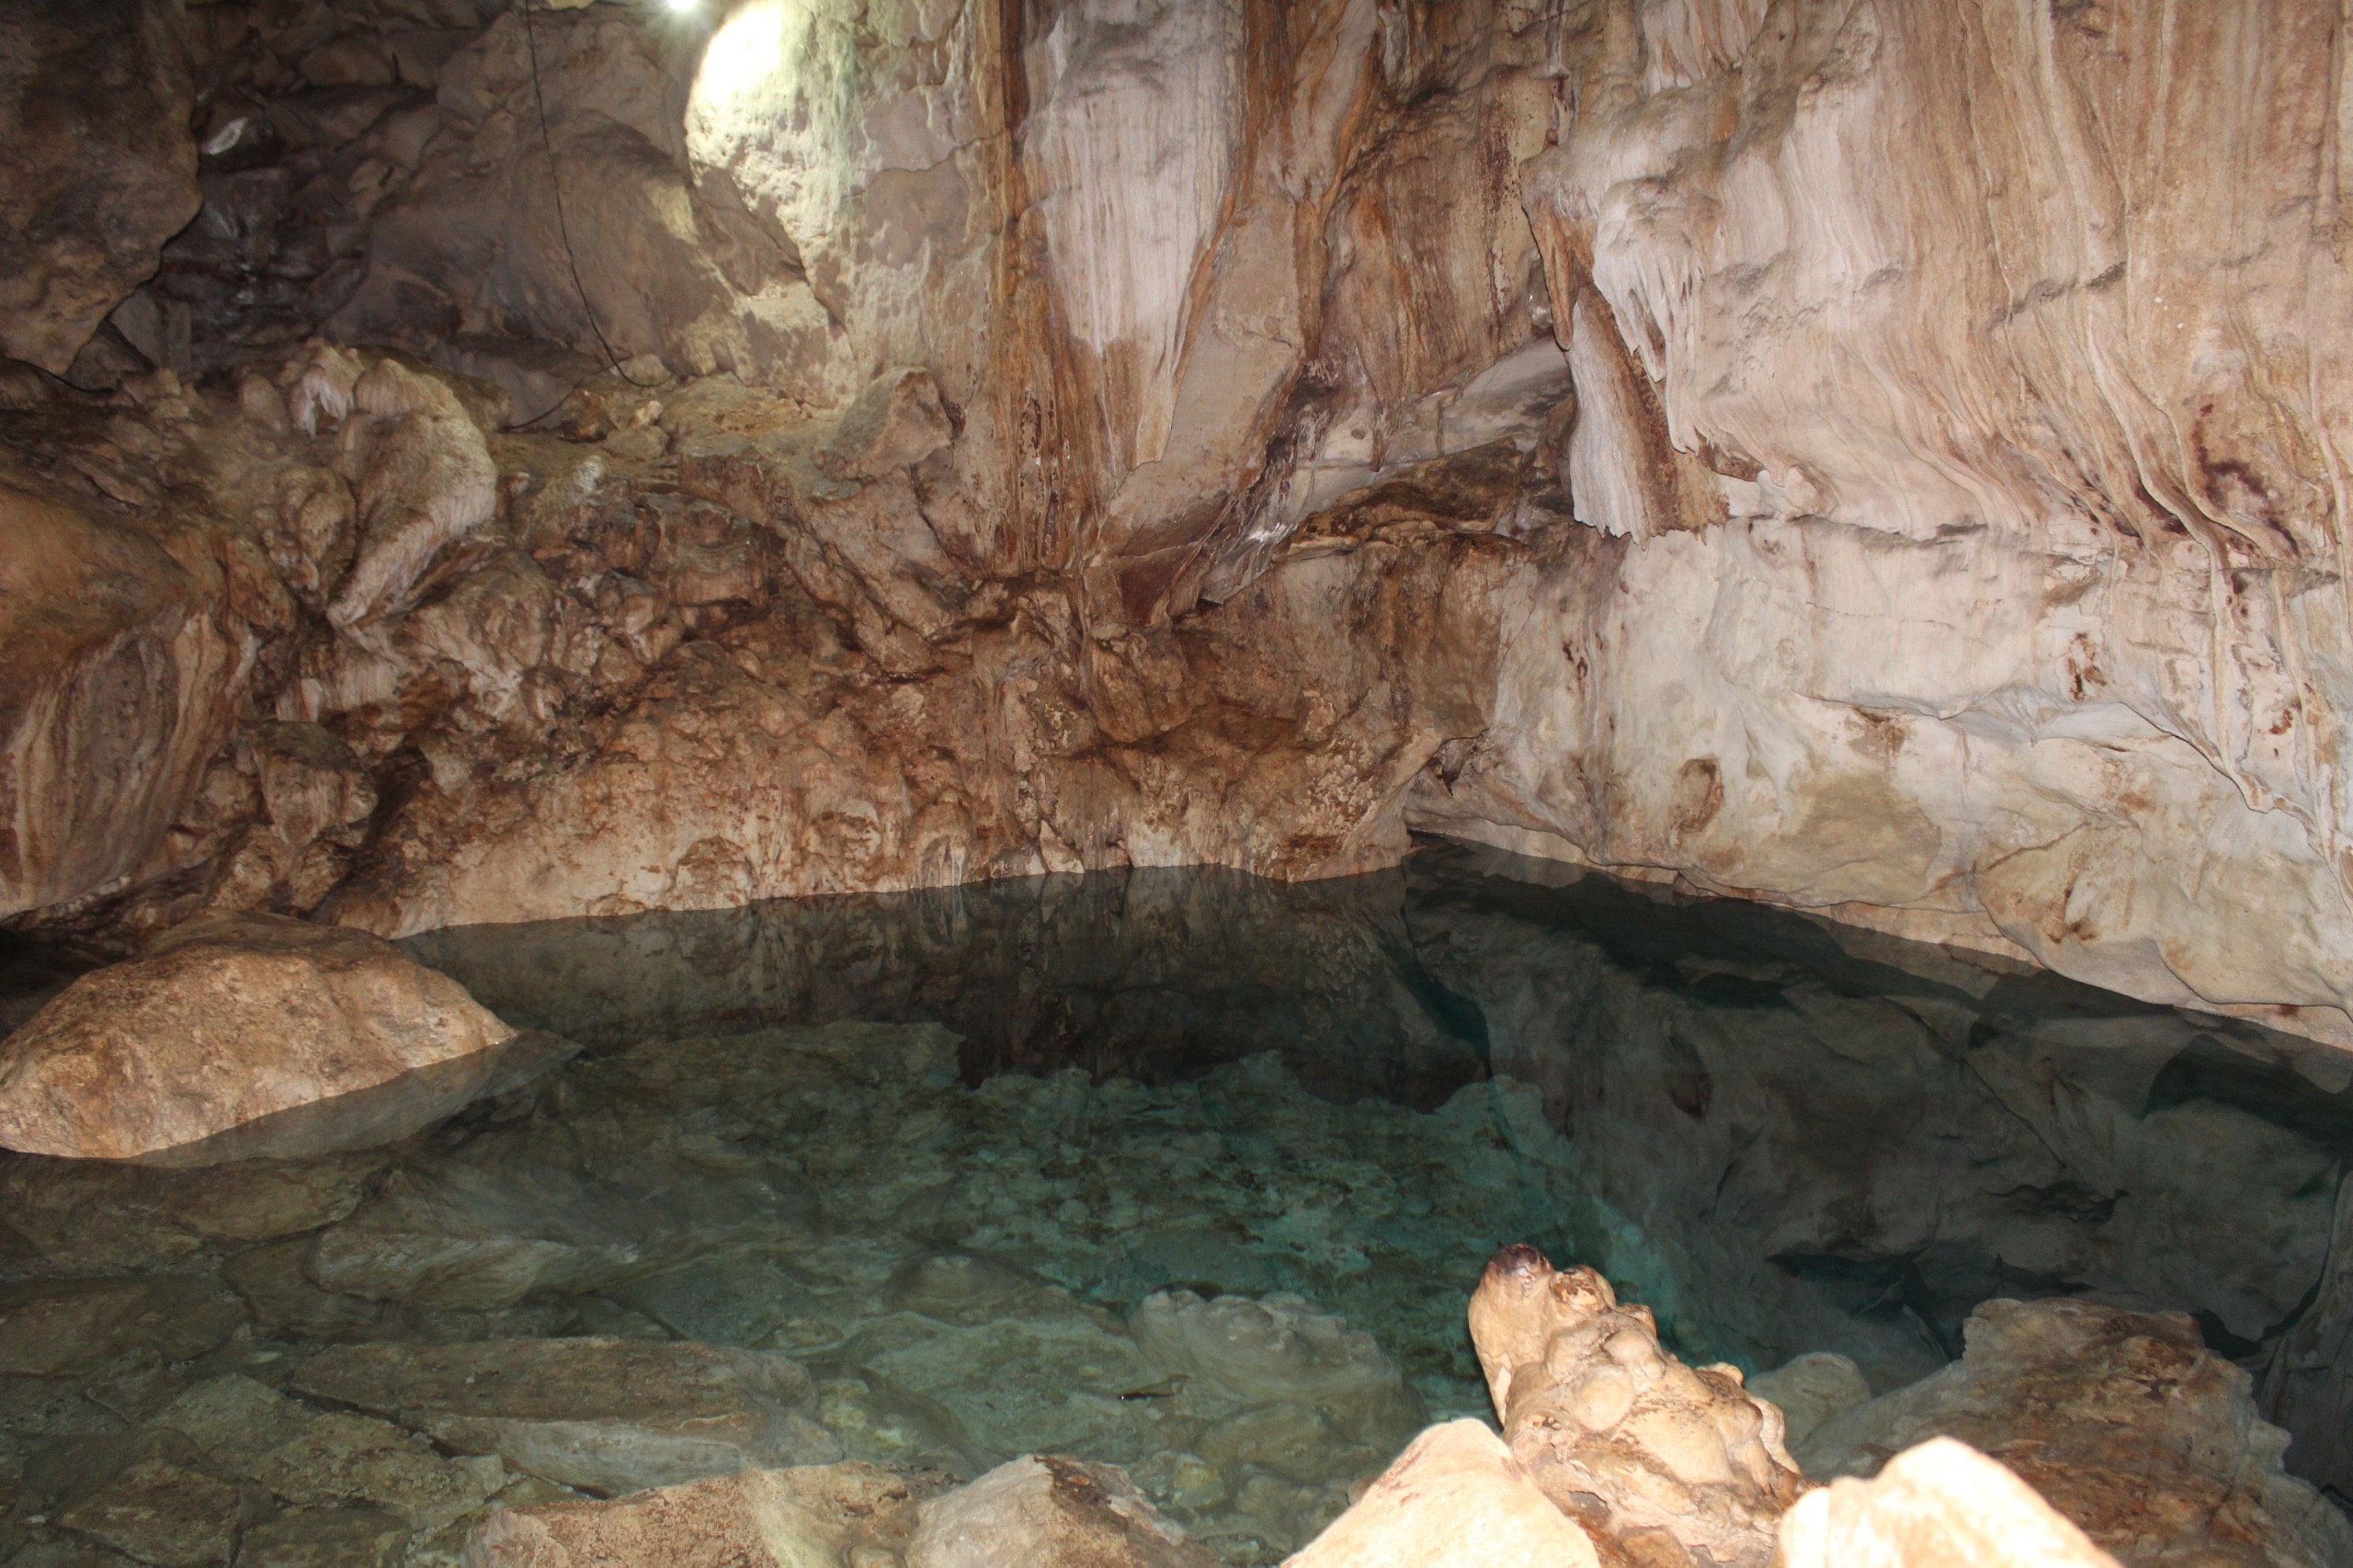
[{"x1": 1, "y1": 837, "x2": 2348, "y2": 1564}]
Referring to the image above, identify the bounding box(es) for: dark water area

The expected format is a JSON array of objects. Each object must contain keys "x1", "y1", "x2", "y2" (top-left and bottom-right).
[
  {"x1": 407, "y1": 836, "x2": 2353, "y2": 1484},
  {"x1": 0, "y1": 837, "x2": 2347, "y2": 1562}
]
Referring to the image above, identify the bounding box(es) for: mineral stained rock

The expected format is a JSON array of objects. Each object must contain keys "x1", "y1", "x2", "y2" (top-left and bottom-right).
[
  {"x1": 0, "y1": 913, "x2": 517, "y2": 1160},
  {"x1": 1776, "y1": 1437, "x2": 2121, "y2": 1568},
  {"x1": 7, "y1": 0, "x2": 2353, "y2": 1052},
  {"x1": 292, "y1": 1336, "x2": 843, "y2": 1496},
  {"x1": 1798, "y1": 1297, "x2": 2353, "y2": 1568},
  {"x1": 1465, "y1": 1244, "x2": 1805, "y2": 1568}
]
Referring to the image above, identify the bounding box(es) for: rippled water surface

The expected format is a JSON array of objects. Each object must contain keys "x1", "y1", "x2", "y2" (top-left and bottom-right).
[{"x1": 3, "y1": 838, "x2": 2348, "y2": 1563}]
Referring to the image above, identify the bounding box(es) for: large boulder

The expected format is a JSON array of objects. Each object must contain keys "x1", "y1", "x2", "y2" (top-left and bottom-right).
[
  {"x1": 0, "y1": 913, "x2": 517, "y2": 1160},
  {"x1": 1798, "y1": 1297, "x2": 2353, "y2": 1568},
  {"x1": 0, "y1": 0, "x2": 199, "y2": 372}
]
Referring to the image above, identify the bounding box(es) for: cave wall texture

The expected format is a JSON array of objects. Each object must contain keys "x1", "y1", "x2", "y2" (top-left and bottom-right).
[{"x1": 3, "y1": 0, "x2": 2352, "y2": 1051}]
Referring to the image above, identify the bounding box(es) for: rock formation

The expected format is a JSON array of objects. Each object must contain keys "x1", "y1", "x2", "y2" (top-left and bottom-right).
[
  {"x1": 1466, "y1": 1244, "x2": 1805, "y2": 1568},
  {"x1": 1283, "y1": 1419, "x2": 1603, "y2": 1568},
  {"x1": 906, "y1": 1454, "x2": 1218, "y2": 1568},
  {"x1": 1798, "y1": 1297, "x2": 2353, "y2": 1568},
  {"x1": 466, "y1": 1460, "x2": 945, "y2": 1568},
  {"x1": 0, "y1": 0, "x2": 2344, "y2": 1063},
  {"x1": 0, "y1": 0, "x2": 199, "y2": 375},
  {"x1": 292, "y1": 1336, "x2": 843, "y2": 1494},
  {"x1": 0, "y1": 912, "x2": 518, "y2": 1160}
]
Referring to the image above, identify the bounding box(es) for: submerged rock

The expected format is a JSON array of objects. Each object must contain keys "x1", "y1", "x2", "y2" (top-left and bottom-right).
[
  {"x1": 1797, "y1": 1298, "x2": 2353, "y2": 1568},
  {"x1": 245, "y1": 1411, "x2": 504, "y2": 1531},
  {"x1": 905, "y1": 1454, "x2": 1217, "y2": 1568},
  {"x1": 0, "y1": 915, "x2": 518, "y2": 1161},
  {"x1": 0, "y1": 1277, "x2": 243, "y2": 1377},
  {"x1": 53, "y1": 1443, "x2": 243, "y2": 1568},
  {"x1": 1129, "y1": 1291, "x2": 1426, "y2": 1451},
  {"x1": 1745, "y1": 1353, "x2": 1872, "y2": 1452},
  {"x1": 292, "y1": 1337, "x2": 842, "y2": 1495},
  {"x1": 1465, "y1": 1245, "x2": 1804, "y2": 1568},
  {"x1": 233, "y1": 1506, "x2": 412, "y2": 1568},
  {"x1": 466, "y1": 1460, "x2": 942, "y2": 1567}
]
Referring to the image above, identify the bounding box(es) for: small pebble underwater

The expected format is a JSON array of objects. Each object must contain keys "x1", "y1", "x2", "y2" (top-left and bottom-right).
[{"x1": 2, "y1": 836, "x2": 2348, "y2": 1563}]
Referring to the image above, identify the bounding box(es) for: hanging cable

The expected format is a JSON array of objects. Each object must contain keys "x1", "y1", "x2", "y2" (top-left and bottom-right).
[{"x1": 506, "y1": 0, "x2": 665, "y2": 428}]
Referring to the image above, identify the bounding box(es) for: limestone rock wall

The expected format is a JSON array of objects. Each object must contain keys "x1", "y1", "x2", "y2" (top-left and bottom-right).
[
  {"x1": 1420, "y1": 0, "x2": 2353, "y2": 1050},
  {"x1": 3, "y1": 0, "x2": 2351, "y2": 1052}
]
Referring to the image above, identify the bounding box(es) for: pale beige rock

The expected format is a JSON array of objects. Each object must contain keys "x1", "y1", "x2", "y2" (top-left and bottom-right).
[
  {"x1": 1777, "y1": 1437, "x2": 2122, "y2": 1568},
  {"x1": 905, "y1": 1455, "x2": 1216, "y2": 1568},
  {"x1": 292, "y1": 1337, "x2": 842, "y2": 1495},
  {"x1": 1798, "y1": 1298, "x2": 2353, "y2": 1568},
  {"x1": 464, "y1": 1461, "x2": 938, "y2": 1568},
  {"x1": 0, "y1": 914, "x2": 517, "y2": 1160},
  {"x1": 329, "y1": 359, "x2": 499, "y2": 631},
  {"x1": 1282, "y1": 1419, "x2": 1600, "y2": 1568},
  {"x1": 1433, "y1": 0, "x2": 2353, "y2": 1051},
  {"x1": 1467, "y1": 1244, "x2": 1805, "y2": 1568}
]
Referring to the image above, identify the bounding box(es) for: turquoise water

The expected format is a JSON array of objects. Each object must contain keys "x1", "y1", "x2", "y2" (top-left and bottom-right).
[{"x1": 1, "y1": 837, "x2": 2347, "y2": 1563}]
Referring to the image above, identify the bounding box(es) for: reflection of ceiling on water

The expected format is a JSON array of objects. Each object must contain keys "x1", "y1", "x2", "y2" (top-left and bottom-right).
[{"x1": 406, "y1": 835, "x2": 2353, "y2": 1502}]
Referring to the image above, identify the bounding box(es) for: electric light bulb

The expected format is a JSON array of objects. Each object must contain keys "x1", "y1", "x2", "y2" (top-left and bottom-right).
[{"x1": 666, "y1": 0, "x2": 697, "y2": 12}]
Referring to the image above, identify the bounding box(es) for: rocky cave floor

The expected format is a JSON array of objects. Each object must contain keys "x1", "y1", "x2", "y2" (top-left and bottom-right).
[{"x1": 2, "y1": 846, "x2": 2351, "y2": 1568}]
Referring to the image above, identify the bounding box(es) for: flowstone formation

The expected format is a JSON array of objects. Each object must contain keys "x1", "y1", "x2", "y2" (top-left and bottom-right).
[{"x1": 1, "y1": 0, "x2": 2349, "y2": 1059}]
